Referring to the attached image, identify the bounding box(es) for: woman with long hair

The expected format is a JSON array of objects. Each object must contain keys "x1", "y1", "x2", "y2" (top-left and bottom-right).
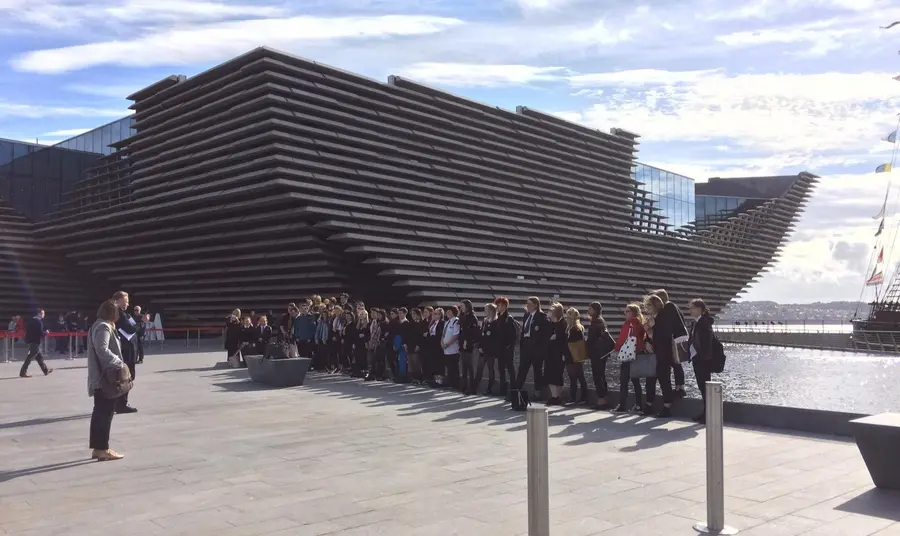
[
  {"x1": 565, "y1": 307, "x2": 588, "y2": 405},
  {"x1": 87, "y1": 300, "x2": 130, "y2": 461},
  {"x1": 313, "y1": 304, "x2": 330, "y2": 370},
  {"x1": 327, "y1": 306, "x2": 345, "y2": 373},
  {"x1": 365, "y1": 309, "x2": 384, "y2": 381},
  {"x1": 425, "y1": 308, "x2": 445, "y2": 387},
  {"x1": 644, "y1": 294, "x2": 675, "y2": 418},
  {"x1": 614, "y1": 303, "x2": 649, "y2": 413},
  {"x1": 688, "y1": 298, "x2": 715, "y2": 423},
  {"x1": 351, "y1": 310, "x2": 370, "y2": 377},
  {"x1": 224, "y1": 309, "x2": 242, "y2": 366},
  {"x1": 473, "y1": 303, "x2": 499, "y2": 395},
  {"x1": 407, "y1": 308, "x2": 425, "y2": 384},
  {"x1": 586, "y1": 302, "x2": 615, "y2": 410},
  {"x1": 545, "y1": 303, "x2": 567, "y2": 405},
  {"x1": 341, "y1": 310, "x2": 356, "y2": 373}
]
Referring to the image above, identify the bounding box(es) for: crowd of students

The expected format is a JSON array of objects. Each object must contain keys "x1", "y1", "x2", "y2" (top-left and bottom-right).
[{"x1": 222, "y1": 289, "x2": 718, "y2": 422}]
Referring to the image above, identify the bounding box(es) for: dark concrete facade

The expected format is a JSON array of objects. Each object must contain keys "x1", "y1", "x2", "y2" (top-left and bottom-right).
[{"x1": 2, "y1": 47, "x2": 817, "y2": 327}]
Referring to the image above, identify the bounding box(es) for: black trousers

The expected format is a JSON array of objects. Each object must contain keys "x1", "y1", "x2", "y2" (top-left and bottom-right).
[
  {"x1": 353, "y1": 346, "x2": 367, "y2": 376},
  {"x1": 590, "y1": 356, "x2": 608, "y2": 398},
  {"x1": 693, "y1": 359, "x2": 712, "y2": 405},
  {"x1": 497, "y1": 352, "x2": 515, "y2": 387},
  {"x1": 673, "y1": 363, "x2": 685, "y2": 387},
  {"x1": 444, "y1": 353, "x2": 460, "y2": 387},
  {"x1": 459, "y1": 350, "x2": 475, "y2": 390},
  {"x1": 515, "y1": 343, "x2": 544, "y2": 392},
  {"x1": 136, "y1": 337, "x2": 145, "y2": 362},
  {"x1": 473, "y1": 353, "x2": 496, "y2": 392},
  {"x1": 20, "y1": 343, "x2": 49, "y2": 375},
  {"x1": 619, "y1": 362, "x2": 652, "y2": 406},
  {"x1": 116, "y1": 357, "x2": 136, "y2": 410},
  {"x1": 90, "y1": 390, "x2": 117, "y2": 450}
]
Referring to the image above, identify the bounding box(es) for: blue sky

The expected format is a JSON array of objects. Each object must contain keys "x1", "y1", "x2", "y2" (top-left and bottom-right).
[{"x1": 2, "y1": 0, "x2": 900, "y2": 303}]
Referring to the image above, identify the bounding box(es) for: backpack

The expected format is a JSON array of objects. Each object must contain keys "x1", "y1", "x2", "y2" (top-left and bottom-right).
[{"x1": 510, "y1": 389, "x2": 530, "y2": 411}]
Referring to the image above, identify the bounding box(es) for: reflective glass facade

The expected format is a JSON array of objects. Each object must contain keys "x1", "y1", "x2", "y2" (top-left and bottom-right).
[
  {"x1": 695, "y1": 195, "x2": 766, "y2": 229},
  {"x1": 0, "y1": 139, "x2": 101, "y2": 221},
  {"x1": 53, "y1": 116, "x2": 134, "y2": 155},
  {"x1": 633, "y1": 163, "x2": 696, "y2": 231}
]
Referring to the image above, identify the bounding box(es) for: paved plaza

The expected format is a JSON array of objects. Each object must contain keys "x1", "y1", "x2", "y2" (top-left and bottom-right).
[{"x1": 1, "y1": 352, "x2": 898, "y2": 536}]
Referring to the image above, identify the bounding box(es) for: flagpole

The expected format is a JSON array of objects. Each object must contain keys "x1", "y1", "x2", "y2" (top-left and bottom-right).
[{"x1": 877, "y1": 114, "x2": 900, "y2": 294}]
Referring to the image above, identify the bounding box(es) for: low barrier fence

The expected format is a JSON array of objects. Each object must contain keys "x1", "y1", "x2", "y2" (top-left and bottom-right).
[{"x1": 0, "y1": 327, "x2": 223, "y2": 362}]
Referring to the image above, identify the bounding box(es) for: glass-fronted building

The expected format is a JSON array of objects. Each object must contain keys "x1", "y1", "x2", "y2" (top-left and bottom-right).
[
  {"x1": 52, "y1": 116, "x2": 134, "y2": 155},
  {"x1": 633, "y1": 163, "x2": 696, "y2": 232},
  {"x1": 0, "y1": 116, "x2": 134, "y2": 221},
  {"x1": 695, "y1": 194, "x2": 766, "y2": 230}
]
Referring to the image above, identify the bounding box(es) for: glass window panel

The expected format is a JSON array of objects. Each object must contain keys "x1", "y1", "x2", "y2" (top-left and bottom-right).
[
  {"x1": 672, "y1": 175, "x2": 681, "y2": 201},
  {"x1": 686, "y1": 201, "x2": 695, "y2": 226},
  {"x1": 93, "y1": 129, "x2": 102, "y2": 153},
  {"x1": 0, "y1": 140, "x2": 12, "y2": 167},
  {"x1": 715, "y1": 196, "x2": 728, "y2": 215},
  {"x1": 11, "y1": 143, "x2": 32, "y2": 174},
  {"x1": 703, "y1": 196, "x2": 716, "y2": 220},
  {"x1": 75, "y1": 134, "x2": 84, "y2": 152},
  {"x1": 102, "y1": 125, "x2": 112, "y2": 153}
]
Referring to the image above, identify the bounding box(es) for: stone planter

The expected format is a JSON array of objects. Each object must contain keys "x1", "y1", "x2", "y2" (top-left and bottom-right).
[
  {"x1": 850, "y1": 412, "x2": 900, "y2": 490},
  {"x1": 244, "y1": 356, "x2": 310, "y2": 387}
]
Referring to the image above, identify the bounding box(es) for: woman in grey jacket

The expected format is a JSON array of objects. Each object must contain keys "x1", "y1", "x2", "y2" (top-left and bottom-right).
[{"x1": 87, "y1": 301, "x2": 127, "y2": 461}]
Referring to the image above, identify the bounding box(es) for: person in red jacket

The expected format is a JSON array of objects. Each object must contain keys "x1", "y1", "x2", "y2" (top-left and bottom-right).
[{"x1": 614, "y1": 303, "x2": 652, "y2": 413}]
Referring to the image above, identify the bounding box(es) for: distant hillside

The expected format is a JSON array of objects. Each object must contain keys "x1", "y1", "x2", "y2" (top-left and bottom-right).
[{"x1": 720, "y1": 301, "x2": 860, "y2": 323}]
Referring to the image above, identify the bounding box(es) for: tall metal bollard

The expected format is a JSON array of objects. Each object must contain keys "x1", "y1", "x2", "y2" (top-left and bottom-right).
[
  {"x1": 694, "y1": 382, "x2": 738, "y2": 535},
  {"x1": 185, "y1": 329, "x2": 189, "y2": 347},
  {"x1": 68, "y1": 334, "x2": 73, "y2": 360},
  {"x1": 527, "y1": 405, "x2": 550, "y2": 536}
]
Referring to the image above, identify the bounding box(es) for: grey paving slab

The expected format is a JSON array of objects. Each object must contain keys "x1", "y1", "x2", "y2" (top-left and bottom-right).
[{"x1": 1, "y1": 352, "x2": 898, "y2": 536}]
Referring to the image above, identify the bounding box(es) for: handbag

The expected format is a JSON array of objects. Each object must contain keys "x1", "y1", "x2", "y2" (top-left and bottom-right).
[
  {"x1": 629, "y1": 352, "x2": 657, "y2": 379},
  {"x1": 617, "y1": 325, "x2": 637, "y2": 363},
  {"x1": 91, "y1": 333, "x2": 133, "y2": 399},
  {"x1": 568, "y1": 339, "x2": 587, "y2": 364},
  {"x1": 285, "y1": 341, "x2": 299, "y2": 359}
]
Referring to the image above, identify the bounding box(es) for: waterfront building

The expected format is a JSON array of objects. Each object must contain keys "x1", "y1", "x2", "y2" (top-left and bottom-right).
[{"x1": 0, "y1": 47, "x2": 818, "y2": 327}]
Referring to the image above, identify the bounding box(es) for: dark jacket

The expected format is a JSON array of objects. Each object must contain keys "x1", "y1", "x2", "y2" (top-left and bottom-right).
[
  {"x1": 225, "y1": 316, "x2": 242, "y2": 352},
  {"x1": 497, "y1": 311, "x2": 517, "y2": 358},
  {"x1": 116, "y1": 308, "x2": 136, "y2": 362},
  {"x1": 459, "y1": 311, "x2": 480, "y2": 352},
  {"x1": 689, "y1": 314, "x2": 715, "y2": 362},
  {"x1": 292, "y1": 313, "x2": 317, "y2": 341},
  {"x1": 655, "y1": 301, "x2": 688, "y2": 343},
  {"x1": 479, "y1": 317, "x2": 501, "y2": 357},
  {"x1": 354, "y1": 322, "x2": 371, "y2": 350},
  {"x1": 548, "y1": 318, "x2": 567, "y2": 361},
  {"x1": 24, "y1": 316, "x2": 45, "y2": 345},
  {"x1": 255, "y1": 324, "x2": 273, "y2": 347},
  {"x1": 587, "y1": 321, "x2": 616, "y2": 361},
  {"x1": 520, "y1": 310, "x2": 551, "y2": 351}
]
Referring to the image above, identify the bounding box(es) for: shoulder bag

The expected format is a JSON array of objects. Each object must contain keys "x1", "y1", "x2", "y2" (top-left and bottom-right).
[
  {"x1": 92, "y1": 327, "x2": 133, "y2": 399},
  {"x1": 567, "y1": 329, "x2": 588, "y2": 363},
  {"x1": 617, "y1": 324, "x2": 637, "y2": 363}
]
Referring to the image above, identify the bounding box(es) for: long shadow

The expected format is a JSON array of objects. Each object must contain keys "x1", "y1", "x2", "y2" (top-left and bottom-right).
[
  {"x1": 0, "y1": 414, "x2": 91, "y2": 430},
  {"x1": 835, "y1": 487, "x2": 900, "y2": 522},
  {"x1": 1, "y1": 460, "x2": 95, "y2": 483},
  {"x1": 297, "y1": 374, "x2": 698, "y2": 450}
]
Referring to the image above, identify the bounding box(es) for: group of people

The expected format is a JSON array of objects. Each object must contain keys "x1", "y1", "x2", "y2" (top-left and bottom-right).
[
  {"x1": 13, "y1": 304, "x2": 149, "y2": 378},
  {"x1": 223, "y1": 289, "x2": 718, "y2": 422}
]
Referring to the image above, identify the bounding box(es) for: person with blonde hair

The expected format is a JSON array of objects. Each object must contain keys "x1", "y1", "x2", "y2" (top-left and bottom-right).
[
  {"x1": 545, "y1": 302, "x2": 567, "y2": 405},
  {"x1": 564, "y1": 307, "x2": 588, "y2": 405},
  {"x1": 643, "y1": 292, "x2": 681, "y2": 418},
  {"x1": 352, "y1": 309, "x2": 370, "y2": 377}
]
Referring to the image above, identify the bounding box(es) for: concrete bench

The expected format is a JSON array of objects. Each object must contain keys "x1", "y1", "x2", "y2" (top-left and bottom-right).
[
  {"x1": 850, "y1": 413, "x2": 900, "y2": 490},
  {"x1": 245, "y1": 356, "x2": 310, "y2": 387}
]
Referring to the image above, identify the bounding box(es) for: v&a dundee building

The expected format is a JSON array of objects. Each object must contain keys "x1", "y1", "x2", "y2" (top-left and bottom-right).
[{"x1": 0, "y1": 47, "x2": 818, "y2": 328}]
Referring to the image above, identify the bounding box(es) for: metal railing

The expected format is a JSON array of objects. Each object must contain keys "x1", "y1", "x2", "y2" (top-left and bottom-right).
[{"x1": 0, "y1": 327, "x2": 223, "y2": 363}]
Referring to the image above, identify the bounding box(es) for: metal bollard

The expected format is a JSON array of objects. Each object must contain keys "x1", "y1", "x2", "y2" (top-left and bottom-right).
[
  {"x1": 197, "y1": 328, "x2": 201, "y2": 348},
  {"x1": 694, "y1": 382, "x2": 738, "y2": 535},
  {"x1": 527, "y1": 404, "x2": 550, "y2": 536},
  {"x1": 185, "y1": 329, "x2": 189, "y2": 347},
  {"x1": 68, "y1": 334, "x2": 73, "y2": 360}
]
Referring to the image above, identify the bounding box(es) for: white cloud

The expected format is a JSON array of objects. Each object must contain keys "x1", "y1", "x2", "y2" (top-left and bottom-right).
[
  {"x1": 396, "y1": 63, "x2": 568, "y2": 87},
  {"x1": 11, "y1": 15, "x2": 465, "y2": 73},
  {"x1": 43, "y1": 128, "x2": 91, "y2": 137},
  {"x1": 65, "y1": 83, "x2": 148, "y2": 98},
  {"x1": 514, "y1": 0, "x2": 576, "y2": 11},
  {"x1": 0, "y1": 0, "x2": 286, "y2": 31},
  {"x1": 0, "y1": 101, "x2": 127, "y2": 118},
  {"x1": 560, "y1": 70, "x2": 900, "y2": 170}
]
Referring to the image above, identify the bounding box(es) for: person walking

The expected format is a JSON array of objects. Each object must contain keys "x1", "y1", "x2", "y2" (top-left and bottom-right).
[
  {"x1": 19, "y1": 310, "x2": 52, "y2": 378},
  {"x1": 88, "y1": 300, "x2": 131, "y2": 461}
]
